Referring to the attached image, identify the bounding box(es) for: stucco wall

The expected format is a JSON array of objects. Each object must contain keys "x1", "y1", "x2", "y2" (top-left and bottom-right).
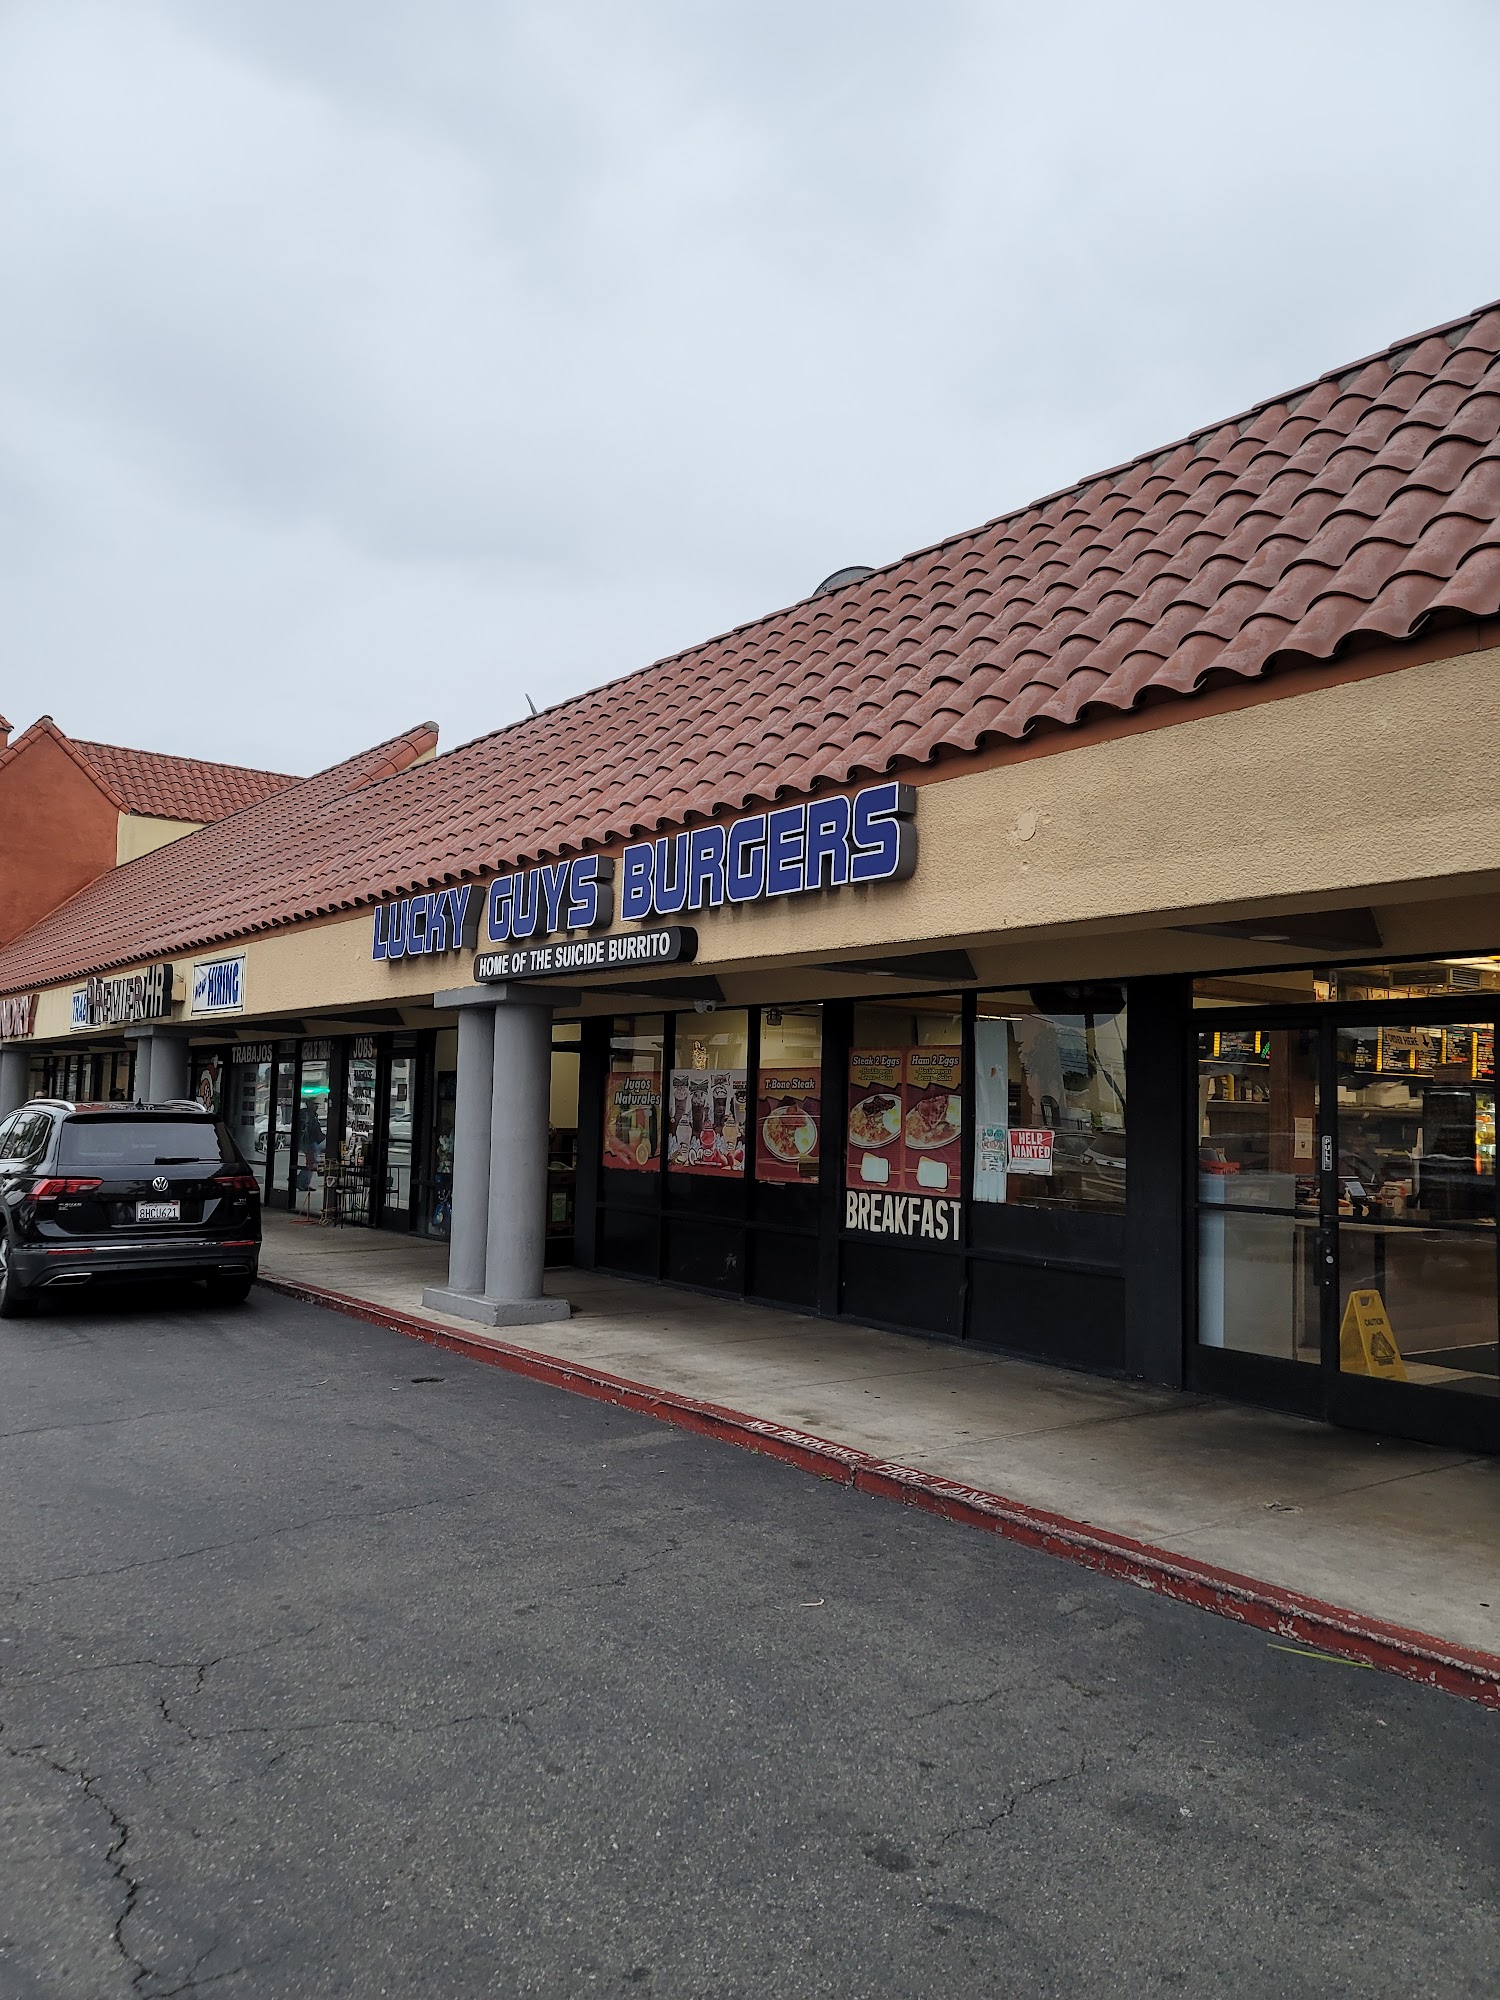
[
  {"x1": 673, "y1": 639, "x2": 1500, "y2": 971},
  {"x1": 116, "y1": 813, "x2": 203, "y2": 864}
]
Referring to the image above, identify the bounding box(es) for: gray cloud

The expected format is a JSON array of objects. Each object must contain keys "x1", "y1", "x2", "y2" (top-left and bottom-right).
[{"x1": 3, "y1": 0, "x2": 1499, "y2": 769}]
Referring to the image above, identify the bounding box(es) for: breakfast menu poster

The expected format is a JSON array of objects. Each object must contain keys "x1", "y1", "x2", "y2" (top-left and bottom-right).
[
  {"x1": 846, "y1": 1047, "x2": 963, "y2": 1196},
  {"x1": 756, "y1": 1067, "x2": 821, "y2": 1183}
]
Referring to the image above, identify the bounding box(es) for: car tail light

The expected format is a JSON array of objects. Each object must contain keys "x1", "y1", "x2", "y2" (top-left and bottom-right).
[
  {"x1": 29, "y1": 1177, "x2": 103, "y2": 1200},
  {"x1": 211, "y1": 1172, "x2": 260, "y2": 1194}
]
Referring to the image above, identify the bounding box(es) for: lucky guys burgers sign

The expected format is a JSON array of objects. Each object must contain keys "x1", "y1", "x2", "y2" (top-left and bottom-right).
[{"x1": 370, "y1": 781, "x2": 918, "y2": 981}]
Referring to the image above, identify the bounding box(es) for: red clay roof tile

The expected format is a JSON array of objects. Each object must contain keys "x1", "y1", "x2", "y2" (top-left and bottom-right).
[{"x1": 71, "y1": 741, "x2": 299, "y2": 822}]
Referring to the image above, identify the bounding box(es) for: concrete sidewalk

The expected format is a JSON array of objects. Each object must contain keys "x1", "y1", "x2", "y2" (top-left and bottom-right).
[{"x1": 257, "y1": 1211, "x2": 1500, "y2": 1662}]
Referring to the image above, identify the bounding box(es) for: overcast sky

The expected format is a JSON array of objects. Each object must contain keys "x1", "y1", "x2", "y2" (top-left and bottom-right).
[{"x1": 3, "y1": 0, "x2": 1500, "y2": 775}]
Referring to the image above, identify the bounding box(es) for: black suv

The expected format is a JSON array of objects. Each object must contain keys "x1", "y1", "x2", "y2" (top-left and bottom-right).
[{"x1": 0, "y1": 1100, "x2": 261, "y2": 1316}]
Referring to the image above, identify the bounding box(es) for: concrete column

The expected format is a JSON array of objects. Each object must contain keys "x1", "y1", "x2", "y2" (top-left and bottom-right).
[
  {"x1": 0, "y1": 1045, "x2": 28, "y2": 1120},
  {"x1": 422, "y1": 982, "x2": 573, "y2": 1328},
  {"x1": 128, "y1": 1033, "x2": 153, "y2": 1103},
  {"x1": 152, "y1": 1034, "x2": 190, "y2": 1103},
  {"x1": 483, "y1": 1000, "x2": 567, "y2": 1317},
  {"x1": 127, "y1": 1030, "x2": 190, "y2": 1104},
  {"x1": 444, "y1": 1000, "x2": 496, "y2": 1296}
]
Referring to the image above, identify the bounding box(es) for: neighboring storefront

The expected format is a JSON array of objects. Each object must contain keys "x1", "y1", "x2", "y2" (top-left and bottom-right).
[{"x1": 3, "y1": 302, "x2": 1500, "y2": 1454}]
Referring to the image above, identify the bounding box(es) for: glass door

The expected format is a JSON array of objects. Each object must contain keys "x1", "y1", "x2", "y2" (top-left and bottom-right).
[
  {"x1": 230, "y1": 1058, "x2": 274, "y2": 1198},
  {"x1": 1197, "y1": 1025, "x2": 1321, "y2": 1372},
  {"x1": 381, "y1": 1051, "x2": 417, "y2": 1229},
  {"x1": 1195, "y1": 1011, "x2": 1498, "y2": 1444},
  {"x1": 339, "y1": 1040, "x2": 379, "y2": 1225},
  {"x1": 1330, "y1": 1021, "x2": 1497, "y2": 1412},
  {"x1": 267, "y1": 1056, "x2": 296, "y2": 1208},
  {"x1": 294, "y1": 1049, "x2": 332, "y2": 1217}
]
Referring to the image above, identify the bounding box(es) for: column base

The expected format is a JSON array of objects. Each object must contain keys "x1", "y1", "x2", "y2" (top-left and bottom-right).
[{"x1": 421, "y1": 1287, "x2": 572, "y2": 1328}]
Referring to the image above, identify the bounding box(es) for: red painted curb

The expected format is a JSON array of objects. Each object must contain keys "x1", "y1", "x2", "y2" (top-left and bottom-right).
[{"x1": 258, "y1": 1271, "x2": 1500, "y2": 1711}]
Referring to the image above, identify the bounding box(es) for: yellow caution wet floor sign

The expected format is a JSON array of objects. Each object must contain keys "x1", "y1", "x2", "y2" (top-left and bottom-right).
[{"x1": 1339, "y1": 1290, "x2": 1407, "y2": 1380}]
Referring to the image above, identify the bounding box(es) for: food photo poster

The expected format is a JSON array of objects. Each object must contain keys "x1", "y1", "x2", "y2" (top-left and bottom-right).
[
  {"x1": 846, "y1": 1047, "x2": 962, "y2": 1195},
  {"x1": 666, "y1": 1067, "x2": 748, "y2": 1175},
  {"x1": 602, "y1": 1069, "x2": 661, "y2": 1172},
  {"x1": 756, "y1": 1067, "x2": 821, "y2": 1183}
]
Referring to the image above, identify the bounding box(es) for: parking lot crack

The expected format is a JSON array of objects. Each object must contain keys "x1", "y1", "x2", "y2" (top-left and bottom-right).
[
  {"x1": 1, "y1": 1729, "x2": 148, "y2": 1985},
  {"x1": 907, "y1": 1678, "x2": 1016, "y2": 1722},
  {"x1": 2, "y1": 1494, "x2": 484, "y2": 1595},
  {"x1": 936, "y1": 1753, "x2": 1090, "y2": 1846}
]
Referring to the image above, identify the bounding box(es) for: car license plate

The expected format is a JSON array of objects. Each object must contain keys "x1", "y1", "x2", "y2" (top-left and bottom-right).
[{"x1": 136, "y1": 1200, "x2": 181, "y2": 1222}]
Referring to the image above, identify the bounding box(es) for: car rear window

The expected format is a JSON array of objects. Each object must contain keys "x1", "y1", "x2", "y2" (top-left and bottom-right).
[{"x1": 57, "y1": 1117, "x2": 236, "y2": 1174}]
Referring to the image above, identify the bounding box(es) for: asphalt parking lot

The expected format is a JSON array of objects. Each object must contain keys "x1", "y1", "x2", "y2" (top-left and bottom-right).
[{"x1": 1, "y1": 1283, "x2": 1496, "y2": 1998}]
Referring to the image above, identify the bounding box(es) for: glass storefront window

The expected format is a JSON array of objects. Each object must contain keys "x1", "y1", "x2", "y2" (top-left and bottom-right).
[
  {"x1": 1195, "y1": 955, "x2": 1500, "y2": 1009},
  {"x1": 974, "y1": 992, "x2": 1125, "y2": 1212},
  {"x1": 228, "y1": 1055, "x2": 273, "y2": 1195},
  {"x1": 756, "y1": 1006, "x2": 822, "y2": 1185},
  {"x1": 384, "y1": 1053, "x2": 416, "y2": 1220},
  {"x1": 268, "y1": 1056, "x2": 295, "y2": 1203},
  {"x1": 336, "y1": 1039, "x2": 378, "y2": 1226},
  {"x1": 668, "y1": 1011, "x2": 749, "y2": 1176},
  {"x1": 1335, "y1": 1023, "x2": 1497, "y2": 1393},
  {"x1": 192, "y1": 1053, "x2": 224, "y2": 1114},
  {"x1": 548, "y1": 1042, "x2": 580, "y2": 1249},
  {"x1": 847, "y1": 999, "x2": 962, "y2": 1202},
  {"x1": 1197, "y1": 1026, "x2": 1320, "y2": 1363},
  {"x1": 602, "y1": 1015, "x2": 663, "y2": 1173},
  {"x1": 427, "y1": 1029, "x2": 457, "y2": 1237},
  {"x1": 295, "y1": 1043, "x2": 332, "y2": 1217}
]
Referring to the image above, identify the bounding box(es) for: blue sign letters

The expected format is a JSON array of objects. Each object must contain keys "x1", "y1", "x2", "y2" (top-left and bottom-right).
[
  {"x1": 371, "y1": 783, "x2": 916, "y2": 964},
  {"x1": 485, "y1": 854, "x2": 614, "y2": 945},
  {"x1": 618, "y1": 781, "x2": 915, "y2": 923},
  {"x1": 372, "y1": 883, "x2": 479, "y2": 961}
]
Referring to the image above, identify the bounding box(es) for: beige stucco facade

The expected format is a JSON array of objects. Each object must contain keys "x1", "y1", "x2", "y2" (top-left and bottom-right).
[
  {"x1": 115, "y1": 812, "x2": 205, "y2": 865},
  {"x1": 20, "y1": 636, "x2": 1500, "y2": 1042}
]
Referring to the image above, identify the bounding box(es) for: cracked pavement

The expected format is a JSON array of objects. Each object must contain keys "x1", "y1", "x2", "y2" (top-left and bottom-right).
[{"x1": 0, "y1": 1285, "x2": 1495, "y2": 1997}]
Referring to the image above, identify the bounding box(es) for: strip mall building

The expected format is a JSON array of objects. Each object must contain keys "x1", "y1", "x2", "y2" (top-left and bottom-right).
[{"x1": 5, "y1": 303, "x2": 1500, "y2": 1456}]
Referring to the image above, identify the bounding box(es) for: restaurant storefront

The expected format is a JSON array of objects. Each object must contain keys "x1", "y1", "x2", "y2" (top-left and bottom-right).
[
  {"x1": 3, "y1": 300, "x2": 1500, "y2": 1454},
  {"x1": 6, "y1": 936, "x2": 1496, "y2": 1453},
  {"x1": 585, "y1": 987, "x2": 1127, "y2": 1368}
]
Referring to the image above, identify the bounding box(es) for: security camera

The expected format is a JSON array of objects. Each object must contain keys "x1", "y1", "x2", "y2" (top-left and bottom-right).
[{"x1": 693, "y1": 999, "x2": 716, "y2": 1014}]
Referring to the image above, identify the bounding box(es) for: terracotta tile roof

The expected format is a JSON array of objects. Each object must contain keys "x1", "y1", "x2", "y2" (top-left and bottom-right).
[
  {"x1": 72, "y1": 740, "x2": 298, "y2": 822},
  {"x1": 5, "y1": 297, "x2": 1500, "y2": 990},
  {"x1": 0, "y1": 726, "x2": 438, "y2": 990}
]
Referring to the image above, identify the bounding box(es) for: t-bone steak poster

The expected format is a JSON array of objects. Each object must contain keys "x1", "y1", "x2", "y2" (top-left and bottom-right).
[{"x1": 756, "y1": 1067, "x2": 821, "y2": 1183}]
